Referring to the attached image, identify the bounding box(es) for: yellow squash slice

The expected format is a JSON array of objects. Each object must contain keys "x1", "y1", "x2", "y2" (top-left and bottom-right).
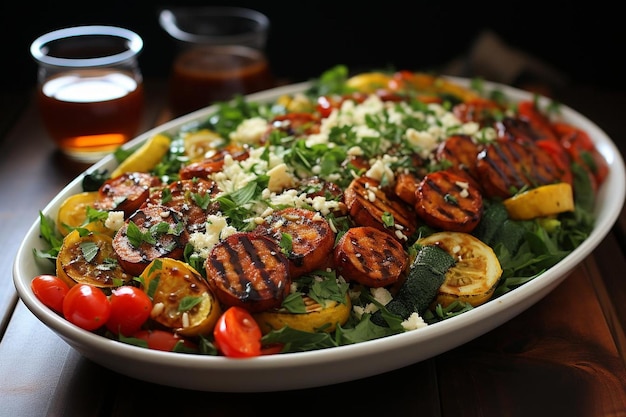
[
  {"x1": 253, "y1": 295, "x2": 351, "y2": 334},
  {"x1": 503, "y1": 182, "x2": 574, "y2": 220},
  {"x1": 417, "y1": 231, "x2": 502, "y2": 308},
  {"x1": 140, "y1": 258, "x2": 222, "y2": 337},
  {"x1": 56, "y1": 191, "x2": 113, "y2": 236},
  {"x1": 56, "y1": 229, "x2": 132, "y2": 288}
]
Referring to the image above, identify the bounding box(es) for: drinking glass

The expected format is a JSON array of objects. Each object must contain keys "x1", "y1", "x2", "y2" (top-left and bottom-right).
[
  {"x1": 159, "y1": 6, "x2": 273, "y2": 118},
  {"x1": 31, "y1": 25, "x2": 144, "y2": 163}
]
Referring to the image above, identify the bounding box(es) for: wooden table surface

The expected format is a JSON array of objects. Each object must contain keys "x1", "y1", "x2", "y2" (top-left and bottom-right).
[{"x1": 1, "y1": 79, "x2": 625, "y2": 417}]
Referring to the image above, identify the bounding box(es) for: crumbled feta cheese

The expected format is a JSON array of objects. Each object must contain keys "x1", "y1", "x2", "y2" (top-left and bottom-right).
[
  {"x1": 354, "y1": 287, "x2": 394, "y2": 317},
  {"x1": 305, "y1": 133, "x2": 330, "y2": 147},
  {"x1": 365, "y1": 158, "x2": 396, "y2": 185},
  {"x1": 347, "y1": 146, "x2": 364, "y2": 156},
  {"x1": 229, "y1": 117, "x2": 268, "y2": 145},
  {"x1": 402, "y1": 312, "x2": 428, "y2": 330},
  {"x1": 104, "y1": 211, "x2": 125, "y2": 232},
  {"x1": 406, "y1": 128, "x2": 438, "y2": 158},
  {"x1": 267, "y1": 162, "x2": 296, "y2": 192},
  {"x1": 371, "y1": 287, "x2": 393, "y2": 305},
  {"x1": 188, "y1": 214, "x2": 236, "y2": 259}
]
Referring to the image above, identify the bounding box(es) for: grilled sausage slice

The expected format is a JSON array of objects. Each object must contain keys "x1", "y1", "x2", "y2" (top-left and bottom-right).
[
  {"x1": 253, "y1": 207, "x2": 336, "y2": 278},
  {"x1": 95, "y1": 172, "x2": 162, "y2": 217},
  {"x1": 414, "y1": 169, "x2": 483, "y2": 233},
  {"x1": 435, "y1": 134, "x2": 483, "y2": 191},
  {"x1": 179, "y1": 144, "x2": 249, "y2": 180},
  {"x1": 476, "y1": 138, "x2": 563, "y2": 199},
  {"x1": 394, "y1": 172, "x2": 421, "y2": 206},
  {"x1": 112, "y1": 204, "x2": 189, "y2": 276},
  {"x1": 205, "y1": 232, "x2": 290, "y2": 313},
  {"x1": 334, "y1": 226, "x2": 408, "y2": 288},
  {"x1": 343, "y1": 176, "x2": 417, "y2": 242},
  {"x1": 143, "y1": 178, "x2": 220, "y2": 234}
]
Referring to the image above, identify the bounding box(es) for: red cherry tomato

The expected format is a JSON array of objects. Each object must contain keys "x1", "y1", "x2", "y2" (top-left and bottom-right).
[
  {"x1": 31, "y1": 274, "x2": 69, "y2": 314},
  {"x1": 554, "y1": 122, "x2": 609, "y2": 186},
  {"x1": 106, "y1": 286, "x2": 152, "y2": 337},
  {"x1": 62, "y1": 284, "x2": 111, "y2": 331},
  {"x1": 213, "y1": 306, "x2": 262, "y2": 358},
  {"x1": 132, "y1": 329, "x2": 197, "y2": 352}
]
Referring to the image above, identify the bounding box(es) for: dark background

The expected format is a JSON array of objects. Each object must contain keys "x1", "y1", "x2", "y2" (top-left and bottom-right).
[
  {"x1": 2, "y1": 1, "x2": 625, "y2": 148},
  {"x1": 3, "y1": 2, "x2": 625, "y2": 91}
]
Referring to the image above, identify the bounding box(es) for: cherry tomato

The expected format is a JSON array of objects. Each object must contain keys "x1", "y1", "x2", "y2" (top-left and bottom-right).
[
  {"x1": 106, "y1": 286, "x2": 152, "y2": 337},
  {"x1": 213, "y1": 306, "x2": 262, "y2": 358},
  {"x1": 31, "y1": 274, "x2": 69, "y2": 314},
  {"x1": 63, "y1": 284, "x2": 111, "y2": 331},
  {"x1": 554, "y1": 122, "x2": 609, "y2": 186},
  {"x1": 132, "y1": 329, "x2": 197, "y2": 352}
]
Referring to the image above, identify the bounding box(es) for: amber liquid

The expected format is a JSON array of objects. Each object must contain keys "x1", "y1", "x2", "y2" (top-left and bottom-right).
[
  {"x1": 38, "y1": 69, "x2": 144, "y2": 162},
  {"x1": 168, "y1": 45, "x2": 273, "y2": 117}
]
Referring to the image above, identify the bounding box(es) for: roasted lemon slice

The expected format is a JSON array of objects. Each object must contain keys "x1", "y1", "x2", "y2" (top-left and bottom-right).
[
  {"x1": 503, "y1": 182, "x2": 574, "y2": 220},
  {"x1": 417, "y1": 231, "x2": 502, "y2": 307},
  {"x1": 110, "y1": 133, "x2": 171, "y2": 178},
  {"x1": 140, "y1": 258, "x2": 222, "y2": 337},
  {"x1": 253, "y1": 295, "x2": 351, "y2": 334}
]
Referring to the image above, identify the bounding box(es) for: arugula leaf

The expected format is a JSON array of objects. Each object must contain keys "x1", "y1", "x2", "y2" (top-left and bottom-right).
[
  {"x1": 261, "y1": 326, "x2": 338, "y2": 353},
  {"x1": 34, "y1": 211, "x2": 63, "y2": 262}
]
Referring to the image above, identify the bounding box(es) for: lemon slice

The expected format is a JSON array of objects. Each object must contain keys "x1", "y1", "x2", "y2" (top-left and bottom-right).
[
  {"x1": 346, "y1": 72, "x2": 392, "y2": 93},
  {"x1": 503, "y1": 182, "x2": 574, "y2": 220},
  {"x1": 110, "y1": 134, "x2": 171, "y2": 178},
  {"x1": 417, "y1": 231, "x2": 502, "y2": 307},
  {"x1": 56, "y1": 191, "x2": 100, "y2": 236}
]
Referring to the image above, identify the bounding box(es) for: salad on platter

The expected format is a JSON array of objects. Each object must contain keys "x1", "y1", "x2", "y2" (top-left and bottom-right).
[{"x1": 31, "y1": 65, "x2": 608, "y2": 358}]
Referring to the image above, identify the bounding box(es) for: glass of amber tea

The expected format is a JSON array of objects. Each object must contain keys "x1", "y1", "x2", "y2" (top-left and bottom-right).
[
  {"x1": 159, "y1": 7, "x2": 274, "y2": 118},
  {"x1": 31, "y1": 25, "x2": 144, "y2": 163}
]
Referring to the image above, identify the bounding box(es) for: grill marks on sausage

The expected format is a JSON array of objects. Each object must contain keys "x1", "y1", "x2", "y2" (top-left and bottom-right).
[
  {"x1": 476, "y1": 138, "x2": 563, "y2": 199},
  {"x1": 344, "y1": 176, "x2": 417, "y2": 241},
  {"x1": 205, "y1": 232, "x2": 290, "y2": 312},
  {"x1": 334, "y1": 226, "x2": 407, "y2": 288},
  {"x1": 253, "y1": 207, "x2": 336, "y2": 278},
  {"x1": 112, "y1": 205, "x2": 189, "y2": 277},
  {"x1": 143, "y1": 178, "x2": 221, "y2": 233},
  {"x1": 435, "y1": 134, "x2": 483, "y2": 191},
  {"x1": 96, "y1": 172, "x2": 163, "y2": 217},
  {"x1": 414, "y1": 170, "x2": 483, "y2": 233},
  {"x1": 179, "y1": 145, "x2": 250, "y2": 180}
]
